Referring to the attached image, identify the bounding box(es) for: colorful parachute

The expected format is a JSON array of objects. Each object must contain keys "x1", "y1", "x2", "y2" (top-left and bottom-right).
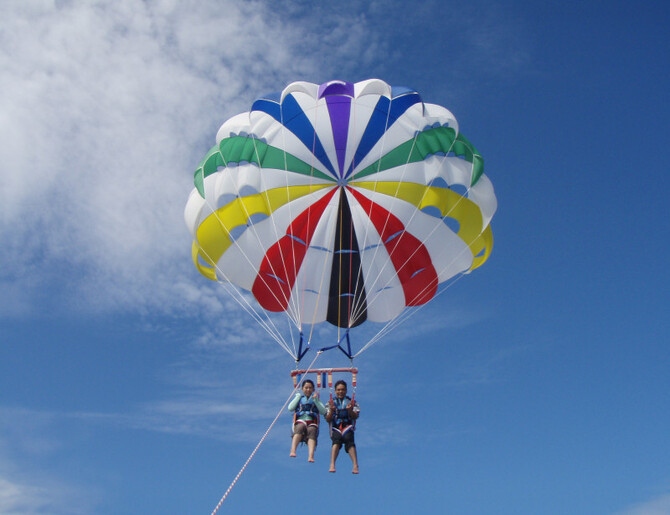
[{"x1": 185, "y1": 79, "x2": 496, "y2": 359}]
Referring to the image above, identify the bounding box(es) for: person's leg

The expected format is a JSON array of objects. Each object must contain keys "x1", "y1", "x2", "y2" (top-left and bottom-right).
[
  {"x1": 306, "y1": 424, "x2": 318, "y2": 462},
  {"x1": 348, "y1": 446, "x2": 359, "y2": 474},
  {"x1": 329, "y1": 444, "x2": 339, "y2": 472},
  {"x1": 329, "y1": 430, "x2": 345, "y2": 472},
  {"x1": 289, "y1": 434, "x2": 301, "y2": 457},
  {"x1": 289, "y1": 424, "x2": 305, "y2": 457},
  {"x1": 307, "y1": 438, "x2": 316, "y2": 462},
  {"x1": 344, "y1": 431, "x2": 359, "y2": 473}
]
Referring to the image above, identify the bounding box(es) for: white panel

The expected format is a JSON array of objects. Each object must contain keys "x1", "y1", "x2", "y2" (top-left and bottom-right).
[
  {"x1": 184, "y1": 189, "x2": 207, "y2": 237},
  {"x1": 350, "y1": 102, "x2": 426, "y2": 172},
  {"x1": 281, "y1": 81, "x2": 318, "y2": 102},
  {"x1": 344, "y1": 94, "x2": 382, "y2": 174},
  {"x1": 215, "y1": 112, "x2": 250, "y2": 142},
  {"x1": 468, "y1": 174, "x2": 497, "y2": 227},
  {"x1": 422, "y1": 103, "x2": 458, "y2": 132},
  {"x1": 215, "y1": 190, "x2": 332, "y2": 289},
  {"x1": 354, "y1": 79, "x2": 392, "y2": 98},
  {"x1": 249, "y1": 109, "x2": 337, "y2": 179},
  {"x1": 349, "y1": 202, "x2": 406, "y2": 322},
  {"x1": 349, "y1": 188, "x2": 473, "y2": 283},
  {"x1": 356, "y1": 156, "x2": 473, "y2": 189},
  {"x1": 310, "y1": 99, "x2": 341, "y2": 177},
  {"x1": 291, "y1": 209, "x2": 338, "y2": 325}
]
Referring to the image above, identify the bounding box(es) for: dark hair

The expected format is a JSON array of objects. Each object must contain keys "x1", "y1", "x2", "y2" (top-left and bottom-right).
[
  {"x1": 334, "y1": 380, "x2": 347, "y2": 389},
  {"x1": 301, "y1": 379, "x2": 315, "y2": 388}
]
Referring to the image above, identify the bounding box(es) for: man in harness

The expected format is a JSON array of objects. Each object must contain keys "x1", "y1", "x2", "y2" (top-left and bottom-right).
[
  {"x1": 288, "y1": 379, "x2": 327, "y2": 462},
  {"x1": 326, "y1": 380, "x2": 360, "y2": 474}
]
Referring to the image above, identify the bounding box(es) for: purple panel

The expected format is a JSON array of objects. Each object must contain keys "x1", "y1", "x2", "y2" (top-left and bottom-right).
[
  {"x1": 326, "y1": 96, "x2": 351, "y2": 177},
  {"x1": 318, "y1": 80, "x2": 354, "y2": 99},
  {"x1": 318, "y1": 81, "x2": 355, "y2": 177}
]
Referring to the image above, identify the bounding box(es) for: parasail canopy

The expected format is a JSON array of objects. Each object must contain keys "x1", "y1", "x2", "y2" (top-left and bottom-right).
[{"x1": 185, "y1": 79, "x2": 496, "y2": 359}]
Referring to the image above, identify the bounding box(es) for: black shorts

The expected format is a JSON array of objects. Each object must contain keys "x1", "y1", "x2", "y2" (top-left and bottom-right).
[{"x1": 331, "y1": 426, "x2": 355, "y2": 452}]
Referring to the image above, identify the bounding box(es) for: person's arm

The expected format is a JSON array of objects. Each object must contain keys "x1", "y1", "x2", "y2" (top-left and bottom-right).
[
  {"x1": 314, "y1": 395, "x2": 327, "y2": 415},
  {"x1": 348, "y1": 399, "x2": 360, "y2": 419},
  {"x1": 325, "y1": 398, "x2": 335, "y2": 422},
  {"x1": 287, "y1": 393, "x2": 301, "y2": 412}
]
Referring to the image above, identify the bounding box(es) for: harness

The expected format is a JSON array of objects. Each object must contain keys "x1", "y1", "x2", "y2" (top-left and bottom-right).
[
  {"x1": 331, "y1": 396, "x2": 355, "y2": 433},
  {"x1": 293, "y1": 396, "x2": 320, "y2": 443},
  {"x1": 296, "y1": 397, "x2": 319, "y2": 422}
]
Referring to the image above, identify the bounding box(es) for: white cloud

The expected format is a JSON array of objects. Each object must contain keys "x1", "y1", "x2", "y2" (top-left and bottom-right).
[
  {"x1": 0, "y1": 376, "x2": 292, "y2": 513},
  {"x1": 0, "y1": 0, "x2": 511, "y2": 330},
  {"x1": 0, "y1": 476, "x2": 93, "y2": 515},
  {"x1": 615, "y1": 493, "x2": 670, "y2": 515},
  {"x1": 0, "y1": 0, "x2": 382, "y2": 318},
  {"x1": 0, "y1": 408, "x2": 97, "y2": 515}
]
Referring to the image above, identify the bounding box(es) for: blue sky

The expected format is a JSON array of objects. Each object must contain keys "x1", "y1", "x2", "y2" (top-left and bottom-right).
[{"x1": 2, "y1": 1, "x2": 669, "y2": 514}]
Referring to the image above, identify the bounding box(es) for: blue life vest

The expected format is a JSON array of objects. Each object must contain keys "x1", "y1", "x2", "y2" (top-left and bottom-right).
[
  {"x1": 332, "y1": 396, "x2": 353, "y2": 427},
  {"x1": 297, "y1": 397, "x2": 319, "y2": 420}
]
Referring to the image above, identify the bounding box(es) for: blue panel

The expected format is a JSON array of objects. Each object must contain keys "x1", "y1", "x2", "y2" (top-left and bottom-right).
[
  {"x1": 281, "y1": 95, "x2": 336, "y2": 177},
  {"x1": 387, "y1": 91, "x2": 422, "y2": 125},
  {"x1": 345, "y1": 96, "x2": 390, "y2": 178},
  {"x1": 346, "y1": 92, "x2": 422, "y2": 178},
  {"x1": 252, "y1": 98, "x2": 281, "y2": 122}
]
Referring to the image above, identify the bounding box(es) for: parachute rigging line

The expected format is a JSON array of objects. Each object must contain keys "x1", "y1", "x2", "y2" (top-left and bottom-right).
[
  {"x1": 210, "y1": 350, "x2": 324, "y2": 514},
  {"x1": 194, "y1": 208, "x2": 300, "y2": 358},
  {"x1": 354, "y1": 271, "x2": 468, "y2": 357},
  {"x1": 352, "y1": 183, "x2": 489, "y2": 357},
  {"x1": 346, "y1": 118, "x2": 423, "y2": 328}
]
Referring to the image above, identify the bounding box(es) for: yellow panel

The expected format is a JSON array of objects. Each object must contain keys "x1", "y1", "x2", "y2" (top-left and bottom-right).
[
  {"x1": 352, "y1": 181, "x2": 493, "y2": 268},
  {"x1": 192, "y1": 184, "x2": 331, "y2": 279}
]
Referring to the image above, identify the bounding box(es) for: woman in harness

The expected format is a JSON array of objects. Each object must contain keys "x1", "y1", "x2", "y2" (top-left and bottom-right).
[
  {"x1": 288, "y1": 379, "x2": 327, "y2": 462},
  {"x1": 325, "y1": 380, "x2": 360, "y2": 474}
]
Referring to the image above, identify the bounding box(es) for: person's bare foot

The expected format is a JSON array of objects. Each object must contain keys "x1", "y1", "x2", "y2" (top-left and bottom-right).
[
  {"x1": 352, "y1": 466, "x2": 359, "y2": 474},
  {"x1": 289, "y1": 453, "x2": 296, "y2": 458},
  {"x1": 329, "y1": 466, "x2": 336, "y2": 473},
  {"x1": 308, "y1": 457, "x2": 315, "y2": 463}
]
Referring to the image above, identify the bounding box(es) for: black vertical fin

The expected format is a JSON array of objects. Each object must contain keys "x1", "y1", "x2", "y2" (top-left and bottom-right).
[{"x1": 327, "y1": 190, "x2": 367, "y2": 328}]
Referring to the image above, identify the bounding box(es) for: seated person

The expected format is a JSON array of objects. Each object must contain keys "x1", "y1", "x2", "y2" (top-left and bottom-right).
[
  {"x1": 288, "y1": 379, "x2": 327, "y2": 462},
  {"x1": 325, "y1": 380, "x2": 360, "y2": 473}
]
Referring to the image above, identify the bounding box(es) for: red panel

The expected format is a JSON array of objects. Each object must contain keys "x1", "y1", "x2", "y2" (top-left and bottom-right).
[
  {"x1": 252, "y1": 188, "x2": 338, "y2": 311},
  {"x1": 348, "y1": 188, "x2": 437, "y2": 306}
]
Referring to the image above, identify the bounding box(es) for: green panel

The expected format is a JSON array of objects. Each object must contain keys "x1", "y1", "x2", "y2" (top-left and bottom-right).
[
  {"x1": 193, "y1": 136, "x2": 334, "y2": 197},
  {"x1": 453, "y1": 133, "x2": 484, "y2": 185},
  {"x1": 352, "y1": 126, "x2": 485, "y2": 186}
]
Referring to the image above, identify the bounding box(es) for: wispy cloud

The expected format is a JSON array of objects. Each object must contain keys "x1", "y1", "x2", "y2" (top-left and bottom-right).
[
  {"x1": 0, "y1": 0, "x2": 509, "y2": 367},
  {"x1": 0, "y1": 0, "x2": 382, "y2": 320},
  {"x1": 0, "y1": 408, "x2": 97, "y2": 515},
  {"x1": 0, "y1": 376, "x2": 290, "y2": 512},
  {"x1": 614, "y1": 493, "x2": 670, "y2": 515},
  {"x1": 0, "y1": 475, "x2": 95, "y2": 515}
]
